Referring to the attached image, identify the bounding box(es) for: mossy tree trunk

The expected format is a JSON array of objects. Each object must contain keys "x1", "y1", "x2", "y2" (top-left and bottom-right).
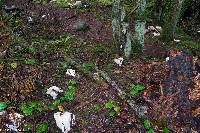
[
  {"x1": 112, "y1": 0, "x2": 147, "y2": 57},
  {"x1": 112, "y1": 0, "x2": 122, "y2": 55},
  {"x1": 161, "y1": 0, "x2": 185, "y2": 42},
  {"x1": 132, "y1": 0, "x2": 147, "y2": 54}
]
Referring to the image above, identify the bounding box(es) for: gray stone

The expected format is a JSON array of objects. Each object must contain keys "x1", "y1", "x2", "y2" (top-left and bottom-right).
[{"x1": 73, "y1": 20, "x2": 90, "y2": 32}]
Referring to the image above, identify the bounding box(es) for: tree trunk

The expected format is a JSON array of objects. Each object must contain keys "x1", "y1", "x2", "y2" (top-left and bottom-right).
[
  {"x1": 161, "y1": 0, "x2": 185, "y2": 42},
  {"x1": 132, "y1": 0, "x2": 146, "y2": 54},
  {"x1": 112, "y1": 0, "x2": 122, "y2": 54}
]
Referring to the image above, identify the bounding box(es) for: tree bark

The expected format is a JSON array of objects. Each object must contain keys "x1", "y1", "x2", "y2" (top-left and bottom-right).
[
  {"x1": 112, "y1": 0, "x2": 122, "y2": 54},
  {"x1": 132, "y1": 0, "x2": 146, "y2": 54},
  {"x1": 161, "y1": 0, "x2": 185, "y2": 42}
]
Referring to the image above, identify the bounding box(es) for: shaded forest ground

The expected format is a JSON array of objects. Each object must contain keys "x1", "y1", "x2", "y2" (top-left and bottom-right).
[{"x1": 0, "y1": 0, "x2": 200, "y2": 132}]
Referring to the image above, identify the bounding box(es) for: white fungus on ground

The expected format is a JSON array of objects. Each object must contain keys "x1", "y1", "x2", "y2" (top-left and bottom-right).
[
  {"x1": 114, "y1": 57, "x2": 124, "y2": 67},
  {"x1": 46, "y1": 86, "x2": 63, "y2": 99},
  {"x1": 54, "y1": 111, "x2": 75, "y2": 133},
  {"x1": 166, "y1": 57, "x2": 170, "y2": 62},
  {"x1": 66, "y1": 69, "x2": 76, "y2": 77},
  {"x1": 27, "y1": 17, "x2": 33, "y2": 22},
  {"x1": 174, "y1": 39, "x2": 181, "y2": 42}
]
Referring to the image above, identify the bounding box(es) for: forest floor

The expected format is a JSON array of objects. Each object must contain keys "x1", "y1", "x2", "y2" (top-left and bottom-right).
[{"x1": 0, "y1": 0, "x2": 200, "y2": 133}]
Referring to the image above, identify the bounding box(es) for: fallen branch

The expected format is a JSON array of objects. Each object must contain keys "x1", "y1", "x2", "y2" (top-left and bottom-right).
[
  {"x1": 66, "y1": 59, "x2": 148, "y2": 119},
  {"x1": 94, "y1": 65, "x2": 148, "y2": 119}
]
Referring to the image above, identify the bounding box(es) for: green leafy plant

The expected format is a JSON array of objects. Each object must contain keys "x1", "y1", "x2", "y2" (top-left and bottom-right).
[
  {"x1": 36, "y1": 123, "x2": 48, "y2": 133},
  {"x1": 147, "y1": 128, "x2": 155, "y2": 133},
  {"x1": 50, "y1": 99, "x2": 61, "y2": 110},
  {"x1": 105, "y1": 99, "x2": 120, "y2": 117},
  {"x1": 63, "y1": 91, "x2": 74, "y2": 101},
  {"x1": 162, "y1": 128, "x2": 170, "y2": 133},
  {"x1": 143, "y1": 119, "x2": 155, "y2": 133},
  {"x1": 24, "y1": 58, "x2": 37, "y2": 65},
  {"x1": 19, "y1": 101, "x2": 44, "y2": 115},
  {"x1": 60, "y1": 81, "x2": 77, "y2": 102},
  {"x1": 93, "y1": 103, "x2": 101, "y2": 111},
  {"x1": 0, "y1": 101, "x2": 7, "y2": 110},
  {"x1": 129, "y1": 83, "x2": 145, "y2": 96},
  {"x1": 82, "y1": 63, "x2": 94, "y2": 67},
  {"x1": 105, "y1": 99, "x2": 114, "y2": 109},
  {"x1": 144, "y1": 119, "x2": 151, "y2": 129}
]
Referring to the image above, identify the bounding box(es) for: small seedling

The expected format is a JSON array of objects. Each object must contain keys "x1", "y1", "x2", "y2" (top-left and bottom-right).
[
  {"x1": 50, "y1": 99, "x2": 61, "y2": 110},
  {"x1": 162, "y1": 128, "x2": 170, "y2": 133},
  {"x1": 19, "y1": 102, "x2": 33, "y2": 116},
  {"x1": 143, "y1": 119, "x2": 155, "y2": 133},
  {"x1": 19, "y1": 101, "x2": 44, "y2": 115},
  {"x1": 129, "y1": 83, "x2": 145, "y2": 96},
  {"x1": 105, "y1": 99, "x2": 120, "y2": 117},
  {"x1": 63, "y1": 91, "x2": 74, "y2": 101},
  {"x1": 147, "y1": 128, "x2": 155, "y2": 133},
  {"x1": 36, "y1": 123, "x2": 48, "y2": 133},
  {"x1": 93, "y1": 103, "x2": 100, "y2": 111},
  {"x1": 105, "y1": 99, "x2": 114, "y2": 109},
  {"x1": 144, "y1": 119, "x2": 151, "y2": 129},
  {"x1": 0, "y1": 101, "x2": 7, "y2": 110}
]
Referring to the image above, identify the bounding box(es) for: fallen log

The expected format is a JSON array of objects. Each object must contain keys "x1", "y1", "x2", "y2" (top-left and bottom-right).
[{"x1": 162, "y1": 48, "x2": 197, "y2": 132}]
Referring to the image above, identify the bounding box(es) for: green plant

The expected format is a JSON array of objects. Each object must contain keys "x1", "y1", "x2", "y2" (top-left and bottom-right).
[
  {"x1": 0, "y1": 101, "x2": 7, "y2": 110},
  {"x1": 19, "y1": 101, "x2": 44, "y2": 115},
  {"x1": 105, "y1": 99, "x2": 120, "y2": 117},
  {"x1": 24, "y1": 58, "x2": 37, "y2": 65},
  {"x1": 143, "y1": 119, "x2": 155, "y2": 133},
  {"x1": 82, "y1": 63, "x2": 94, "y2": 67},
  {"x1": 93, "y1": 103, "x2": 101, "y2": 111},
  {"x1": 19, "y1": 102, "x2": 33, "y2": 116},
  {"x1": 129, "y1": 83, "x2": 145, "y2": 96},
  {"x1": 36, "y1": 123, "x2": 48, "y2": 133},
  {"x1": 144, "y1": 119, "x2": 151, "y2": 129},
  {"x1": 50, "y1": 99, "x2": 61, "y2": 110},
  {"x1": 147, "y1": 128, "x2": 155, "y2": 133},
  {"x1": 63, "y1": 91, "x2": 74, "y2": 101},
  {"x1": 60, "y1": 81, "x2": 77, "y2": 102},
  {"x1": 162, "y1": 128, "x2": 170, "y2": 133}
]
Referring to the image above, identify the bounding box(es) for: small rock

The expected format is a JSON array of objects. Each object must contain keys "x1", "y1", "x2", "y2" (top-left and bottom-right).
[
  {"x1": 73, "y1": 20, "x2": 90, "y2": 32},
  {"x1": 3, "y1": 5, "x2": 17, "y2": 11},
  {"x1": 73, "y1": 1, "x2": 82, "y2": 8}
]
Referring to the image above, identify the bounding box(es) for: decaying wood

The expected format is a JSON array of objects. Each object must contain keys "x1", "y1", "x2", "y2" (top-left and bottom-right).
[{"x1": 162, "y1": 49, "x2": 197, "y2": 132}]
